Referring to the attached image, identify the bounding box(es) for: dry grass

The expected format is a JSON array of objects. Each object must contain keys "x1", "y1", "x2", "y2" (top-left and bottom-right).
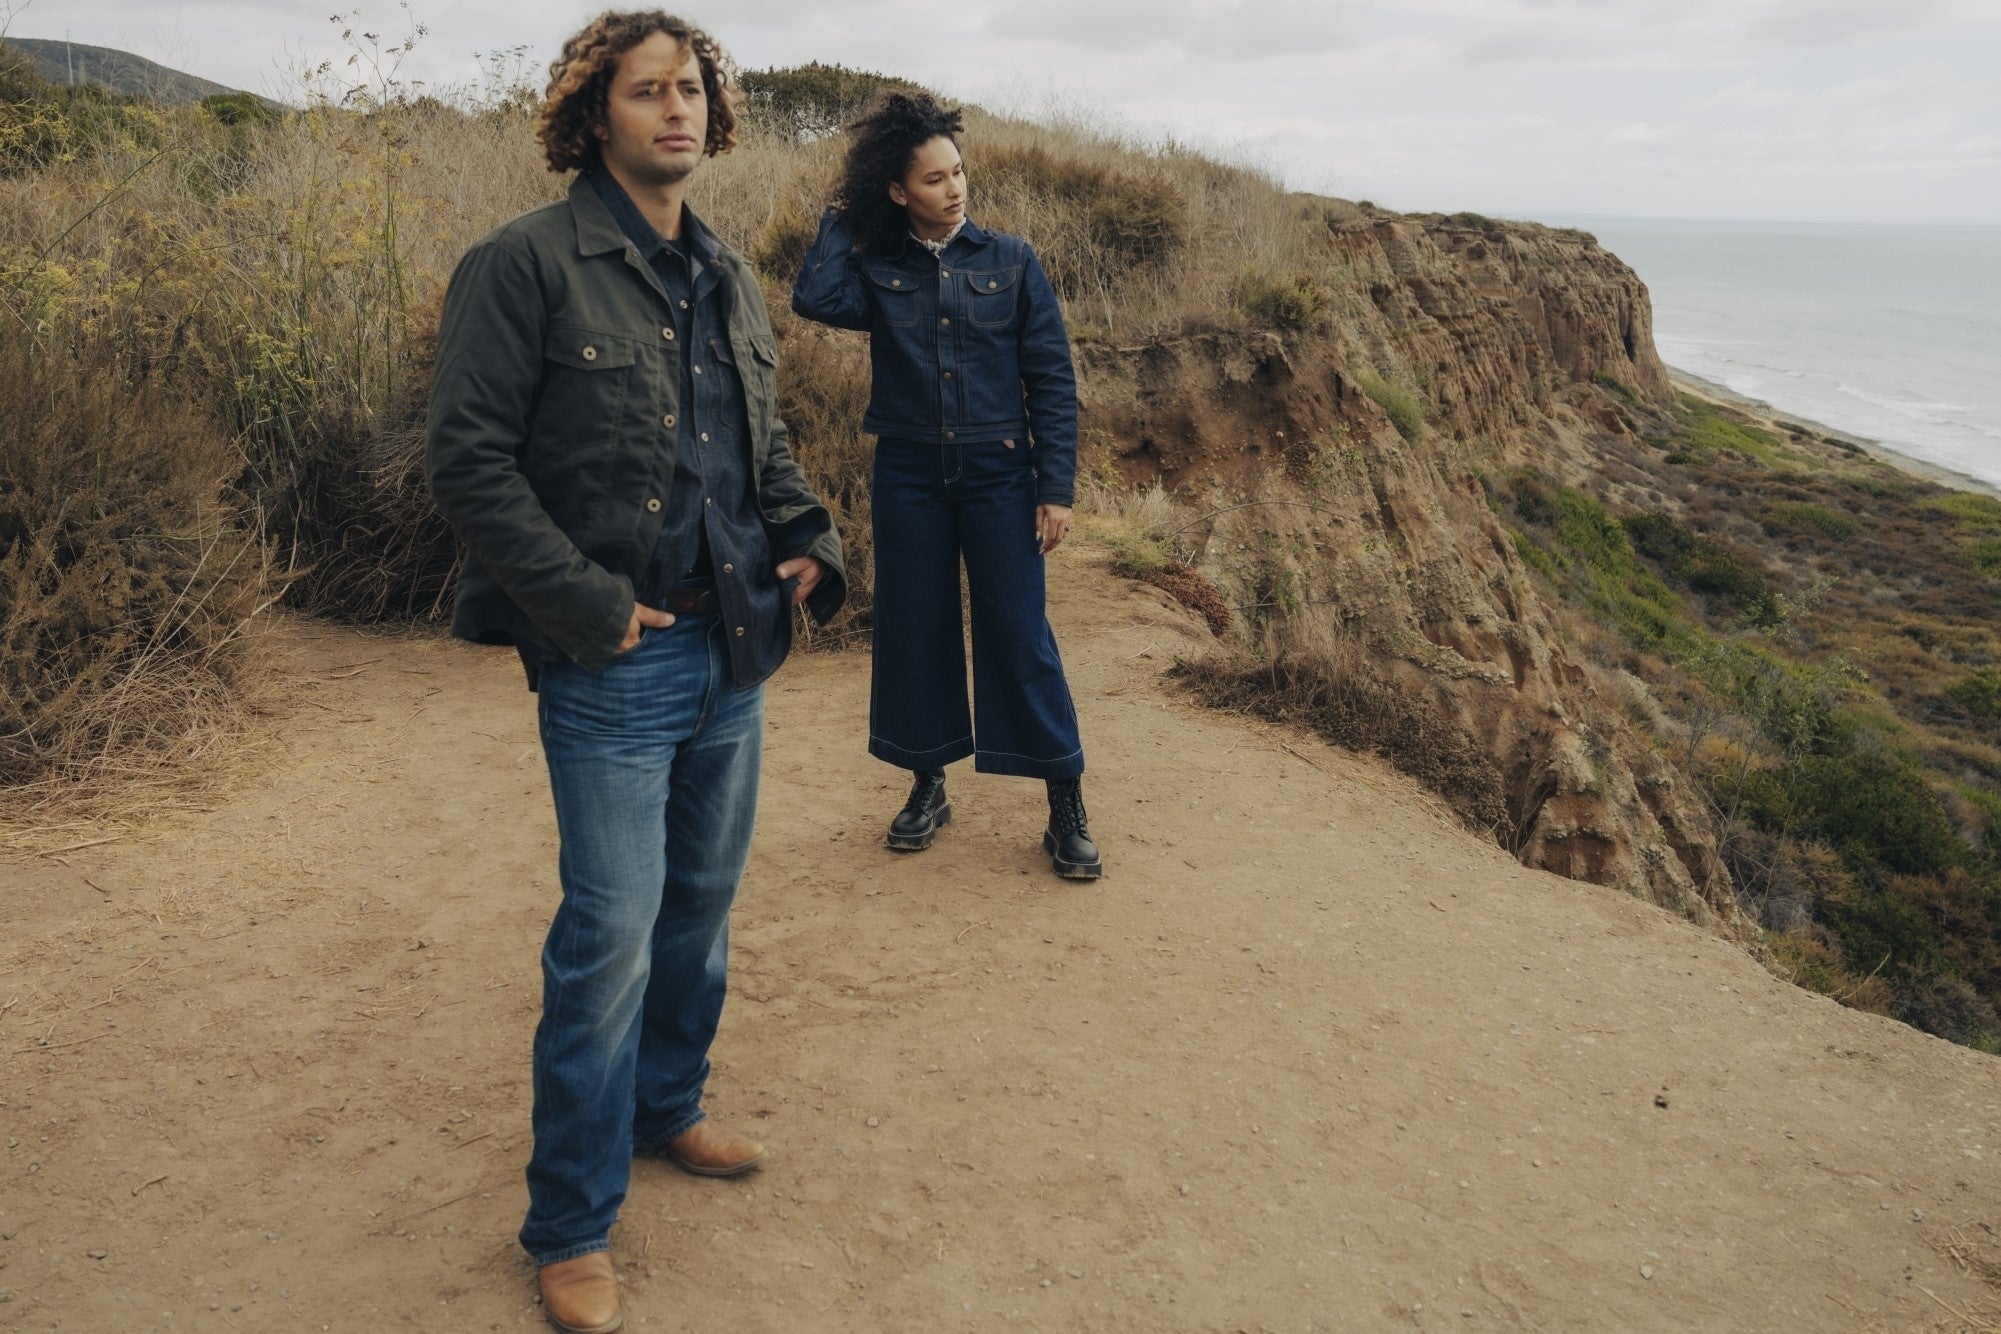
[
  {"x1": 1175, "y1": 645, "x2": 1511, "y2": 837},
  {"x1": 0, "y1": 331, "x2": 275, "y2": 809}
]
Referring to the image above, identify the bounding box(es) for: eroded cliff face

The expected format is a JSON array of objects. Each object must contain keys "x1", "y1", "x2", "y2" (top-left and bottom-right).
[{"x1": 1078, "y1": 214, "x2": 1732, "y2": 919}]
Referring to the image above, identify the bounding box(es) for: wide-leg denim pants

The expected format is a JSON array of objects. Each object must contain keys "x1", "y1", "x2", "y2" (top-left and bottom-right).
[
  {"x1": 869, "y1": 437, "x2": 1084, "y2": 780},
  {"x1": 520, "y1": 613, "x2": 761, "y2": 1265}
]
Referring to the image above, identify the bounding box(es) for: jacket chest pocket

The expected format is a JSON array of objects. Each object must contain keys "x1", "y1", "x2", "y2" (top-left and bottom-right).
[
  {"x1": 964, "y1": 267, "x2": 1020, "y2": 328},
  {"x1": 534, "y1": 328, "x2": 639, "y2": 460},
  {"x1": 868, "y1": 267, "x2": 921, "y2": 327}
]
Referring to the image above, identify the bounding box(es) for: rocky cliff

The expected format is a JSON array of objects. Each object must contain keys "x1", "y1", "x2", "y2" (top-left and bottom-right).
[{"x1": 1077, "y1": 213, "x2": 1732, "y2": 918}]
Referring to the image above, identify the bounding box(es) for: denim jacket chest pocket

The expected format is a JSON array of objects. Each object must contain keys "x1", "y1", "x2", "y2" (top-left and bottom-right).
[
  {"x1": 964, "y1": 267, "x2": 1021, "y2": 328},
  {"x1": 868, "y1": 267, "x2": 922, "y2": 327}
]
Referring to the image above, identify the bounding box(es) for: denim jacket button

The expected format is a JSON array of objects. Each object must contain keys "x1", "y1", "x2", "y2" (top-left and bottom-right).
[
  {"x1": 939, "y1": 317, "x2": 950, "y2": 326},
  {"x1": 942, "y1": 370, "x2": 953, "y2": 380},
  {"x1": 945, "y1": 430, "x2": 956, "y2": 441},
  {"x1": 941, "y1": 269, "x2": 951, "y2": 277}
]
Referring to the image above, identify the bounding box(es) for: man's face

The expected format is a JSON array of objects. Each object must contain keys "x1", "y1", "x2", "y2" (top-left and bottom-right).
[
  {"x1": 889, "y1": 135, "x2": 967, "y2": 236},
  {"x1": 596, "y1": 31, "x2": 707, "y2": 186}
]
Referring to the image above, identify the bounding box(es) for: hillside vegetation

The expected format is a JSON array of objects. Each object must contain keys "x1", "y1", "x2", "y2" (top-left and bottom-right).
[{"x1": 3, "y1": 45, "x2": 1998, "y2": 1051}]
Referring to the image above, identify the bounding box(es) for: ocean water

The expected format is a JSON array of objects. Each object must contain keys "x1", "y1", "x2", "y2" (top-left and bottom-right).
[{"x1": 1544, "y1": 218, "x2": 2001, "y2": 488}]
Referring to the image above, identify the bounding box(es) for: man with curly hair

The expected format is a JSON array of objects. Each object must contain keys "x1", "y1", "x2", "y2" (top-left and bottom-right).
[{"x1": 425, "y1": 11, "x2": 845, "y2": 1330}]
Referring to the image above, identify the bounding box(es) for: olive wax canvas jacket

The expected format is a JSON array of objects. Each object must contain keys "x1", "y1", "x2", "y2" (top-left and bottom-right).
[{"x1": 425, "y1": 177, "x2": 846, "y2": 675}]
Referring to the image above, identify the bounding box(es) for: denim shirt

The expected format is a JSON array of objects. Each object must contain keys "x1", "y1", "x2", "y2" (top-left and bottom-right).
[
  {"x1": 589, "y1": 171, "x2": 758, "y2": 603},
  {"x1": 791, "y1": 213, "x2": 1080, "y2": 505}
]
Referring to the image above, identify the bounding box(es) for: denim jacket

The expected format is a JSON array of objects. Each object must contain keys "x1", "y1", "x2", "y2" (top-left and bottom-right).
[{"x1": 791, "y1": 213, "x2": 1080, "y2": 505}]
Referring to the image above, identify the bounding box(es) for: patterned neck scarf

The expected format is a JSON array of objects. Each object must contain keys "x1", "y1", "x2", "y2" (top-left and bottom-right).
[{"x1": 911, "y1": 219, "x2": 966, "y2": 256}]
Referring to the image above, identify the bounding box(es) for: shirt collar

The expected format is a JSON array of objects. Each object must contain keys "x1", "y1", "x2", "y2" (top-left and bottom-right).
[{"x1": 586, "y1": 167, "x2": 722, "y2": 265}]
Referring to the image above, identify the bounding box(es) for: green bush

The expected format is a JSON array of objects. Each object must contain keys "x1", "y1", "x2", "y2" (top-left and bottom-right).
[
  {"x1": 1665, "y1": 394, "x2": 1788, "y2": 466},
  {"x1": 1624, "y1": 511, "x2": 1779, "y2": 626},
  {"x1": 1234, "y1": 267, "x2": 1326, "y2": 330},
  {"x1": 1505, "y1": 477, "x2": 1689, "y2": 650},
  {"x1": 1353, "y1": 371, "x2": 1426, "y2": 443},
  {"x1": 737, "y1": 63, "x2": 921, "y2": 141},
  {"x1": 1729, "y1": 754, "x2": 1963, "y2": 879},
  {"x1": 1965, "y1": 537, "x2": 2001, "y2": 576},
  {"x1": 1946, "y1": 667, "x2": 2001, "y2": 720},
  {"x1": 1763, "y1": 500, "x2": 1857, "y2": 540}
]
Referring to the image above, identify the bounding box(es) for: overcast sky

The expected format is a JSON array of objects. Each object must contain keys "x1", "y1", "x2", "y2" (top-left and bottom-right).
[{"x1": 13, "y1": 0, "x2": 2000, "y2": 223}]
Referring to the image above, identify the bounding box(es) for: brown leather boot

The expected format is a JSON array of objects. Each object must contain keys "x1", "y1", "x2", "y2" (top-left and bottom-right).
[
  {"x1": 662, "y1": 1118, "x2": 766, "y2": 1177},
  {"x1": 538, "y1": 1251, "x2": 621, "y2": 1334}
]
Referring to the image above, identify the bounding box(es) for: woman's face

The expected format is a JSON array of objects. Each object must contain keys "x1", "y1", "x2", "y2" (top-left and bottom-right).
[{"x1": 889, "y1": 135, "x2": 966, "y2": 238}]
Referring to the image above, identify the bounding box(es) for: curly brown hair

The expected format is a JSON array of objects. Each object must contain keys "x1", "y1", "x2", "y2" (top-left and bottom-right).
[{"x1": 537, "y1": 10, "x2": 739, "y2": 173}]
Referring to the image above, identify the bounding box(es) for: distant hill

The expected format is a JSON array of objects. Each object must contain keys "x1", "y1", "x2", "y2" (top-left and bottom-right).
[{"x1": 2, "y1": 37, "x2": 239, "y2": 105}]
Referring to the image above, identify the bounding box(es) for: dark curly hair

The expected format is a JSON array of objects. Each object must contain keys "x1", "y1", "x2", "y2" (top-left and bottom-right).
[
  {"x1": 537, "y1": 10, "x2": 739, "y2": 174},
  {"x1": 831, "y1": 91, "x2": 964, "y2": 254}
]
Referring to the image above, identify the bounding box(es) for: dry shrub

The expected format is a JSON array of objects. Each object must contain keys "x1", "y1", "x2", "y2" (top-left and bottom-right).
[
  {"x1": 1175, "y1": 647, "x2": 1509, "y2": 835},
  {"x1": 0, "y1": 332, "x2": 271, "y2": 790},
  {"x1": 971, "y1": 141, "x2": 1186, "y2": 303}
]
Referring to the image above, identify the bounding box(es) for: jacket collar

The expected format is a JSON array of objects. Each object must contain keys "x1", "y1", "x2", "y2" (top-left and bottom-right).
[{"x1": 568, "y1": 170, "x2": 726, "y2": 267}]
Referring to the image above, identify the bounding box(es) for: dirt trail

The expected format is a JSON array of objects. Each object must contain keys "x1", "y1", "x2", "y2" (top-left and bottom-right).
[{"x1": 4, "y1": 556, "x2": 2000, "y2": 1332}]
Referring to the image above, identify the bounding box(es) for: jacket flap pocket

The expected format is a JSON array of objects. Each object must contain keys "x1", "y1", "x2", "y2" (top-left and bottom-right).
[
  {"x1": 964, "y1": 268, "x2": 1021, "y2": 295},
  {"x1": 748, "y1": 332, "x2": 778, "y2": 365},
  {"x1": 868, "y1": 267, "x2": 918, "y2": 292},
  {"x1": 546, "y1": 329, "x2": 637, "y2": 370}
]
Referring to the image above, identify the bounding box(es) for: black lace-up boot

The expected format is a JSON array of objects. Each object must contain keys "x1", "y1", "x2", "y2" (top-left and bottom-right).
[
  {"x1": 1043, "y1": 777, "x2": 1102, "y2": 879},
  {"x1": 886, "y1": 769, "x2": 951, "y2": 850}
]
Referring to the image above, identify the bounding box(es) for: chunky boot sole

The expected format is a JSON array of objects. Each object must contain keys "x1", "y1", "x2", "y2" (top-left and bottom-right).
[
  {"x1": 887, "y1": 803, "x2": 951, "y2": 851},
  {"x1": 1043, "y1": 829, "x2": 1103, "y2": 879}
]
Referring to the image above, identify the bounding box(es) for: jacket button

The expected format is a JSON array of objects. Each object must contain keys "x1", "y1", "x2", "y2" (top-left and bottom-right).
[
  {"x1": 701, "y1": 431, "x2": 710, "y2": 442},
  {"x1": 941, "y1": 269, "x2": 951, "y2": 277},
  {"x1": 662, "y1": 327, "x2": 673, "y2": 339},
  {"x1": 988, "y1": 279, "x2": 998, "y2": 289},
  {"x1": 939, "y1": 317, "x2": 950, "y2": 326},
  {"x1": 723, "y1": 563, "x2": 734, "y2": 574},
  {"x1": 582, "y1": 346, "x2": 597, "y2": 360},
  {"x1": 645, "y1": 498, "x2": 661, "y2": 512},
  {"x1": 945, "y1": 430, "x2": 956, "y2": 441},
  {"x1": 663, "y1": 414, "x2": 676, "y2": 428},
  {"x1": 891, "y1": 278, "x2": 902, "y2": 287},
  {"x1": 735, "y1": 626, "x2": 745, "y2": 637},
  {"x1": 942, "y1": 370, "x2": 953, "y2": 380},
  {"x1": 694, "y1": 366, "x2": 703, "y2": 376}
]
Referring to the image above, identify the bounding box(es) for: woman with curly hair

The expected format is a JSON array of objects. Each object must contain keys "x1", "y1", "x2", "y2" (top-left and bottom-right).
[{"x1": 792, "y1": 91, "x2": 1102, "y2": 880}]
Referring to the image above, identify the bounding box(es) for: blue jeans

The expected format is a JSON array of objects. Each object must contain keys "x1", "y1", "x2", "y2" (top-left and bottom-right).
[
  {"x1": 869, "y1": 437, "x2": 1084, "y2": 780},
  {"x1": 520, "y1": 613, "x2": 763, "y2": 1266}
]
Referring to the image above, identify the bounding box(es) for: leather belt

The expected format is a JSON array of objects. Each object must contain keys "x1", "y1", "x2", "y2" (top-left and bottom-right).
[{"x1": 659, "y1": 586, "x2": 719, "y2": 616}]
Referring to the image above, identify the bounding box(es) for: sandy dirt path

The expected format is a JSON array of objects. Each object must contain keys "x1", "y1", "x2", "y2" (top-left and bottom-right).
[{"x1": 4, "y1": 555, "x2": 2000, "y2": 1332}]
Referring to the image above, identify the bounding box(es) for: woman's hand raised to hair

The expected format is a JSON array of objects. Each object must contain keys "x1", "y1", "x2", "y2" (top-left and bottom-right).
[{"x1": 1036, "y1": 503, "x2": 1073, "y2": 556}]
